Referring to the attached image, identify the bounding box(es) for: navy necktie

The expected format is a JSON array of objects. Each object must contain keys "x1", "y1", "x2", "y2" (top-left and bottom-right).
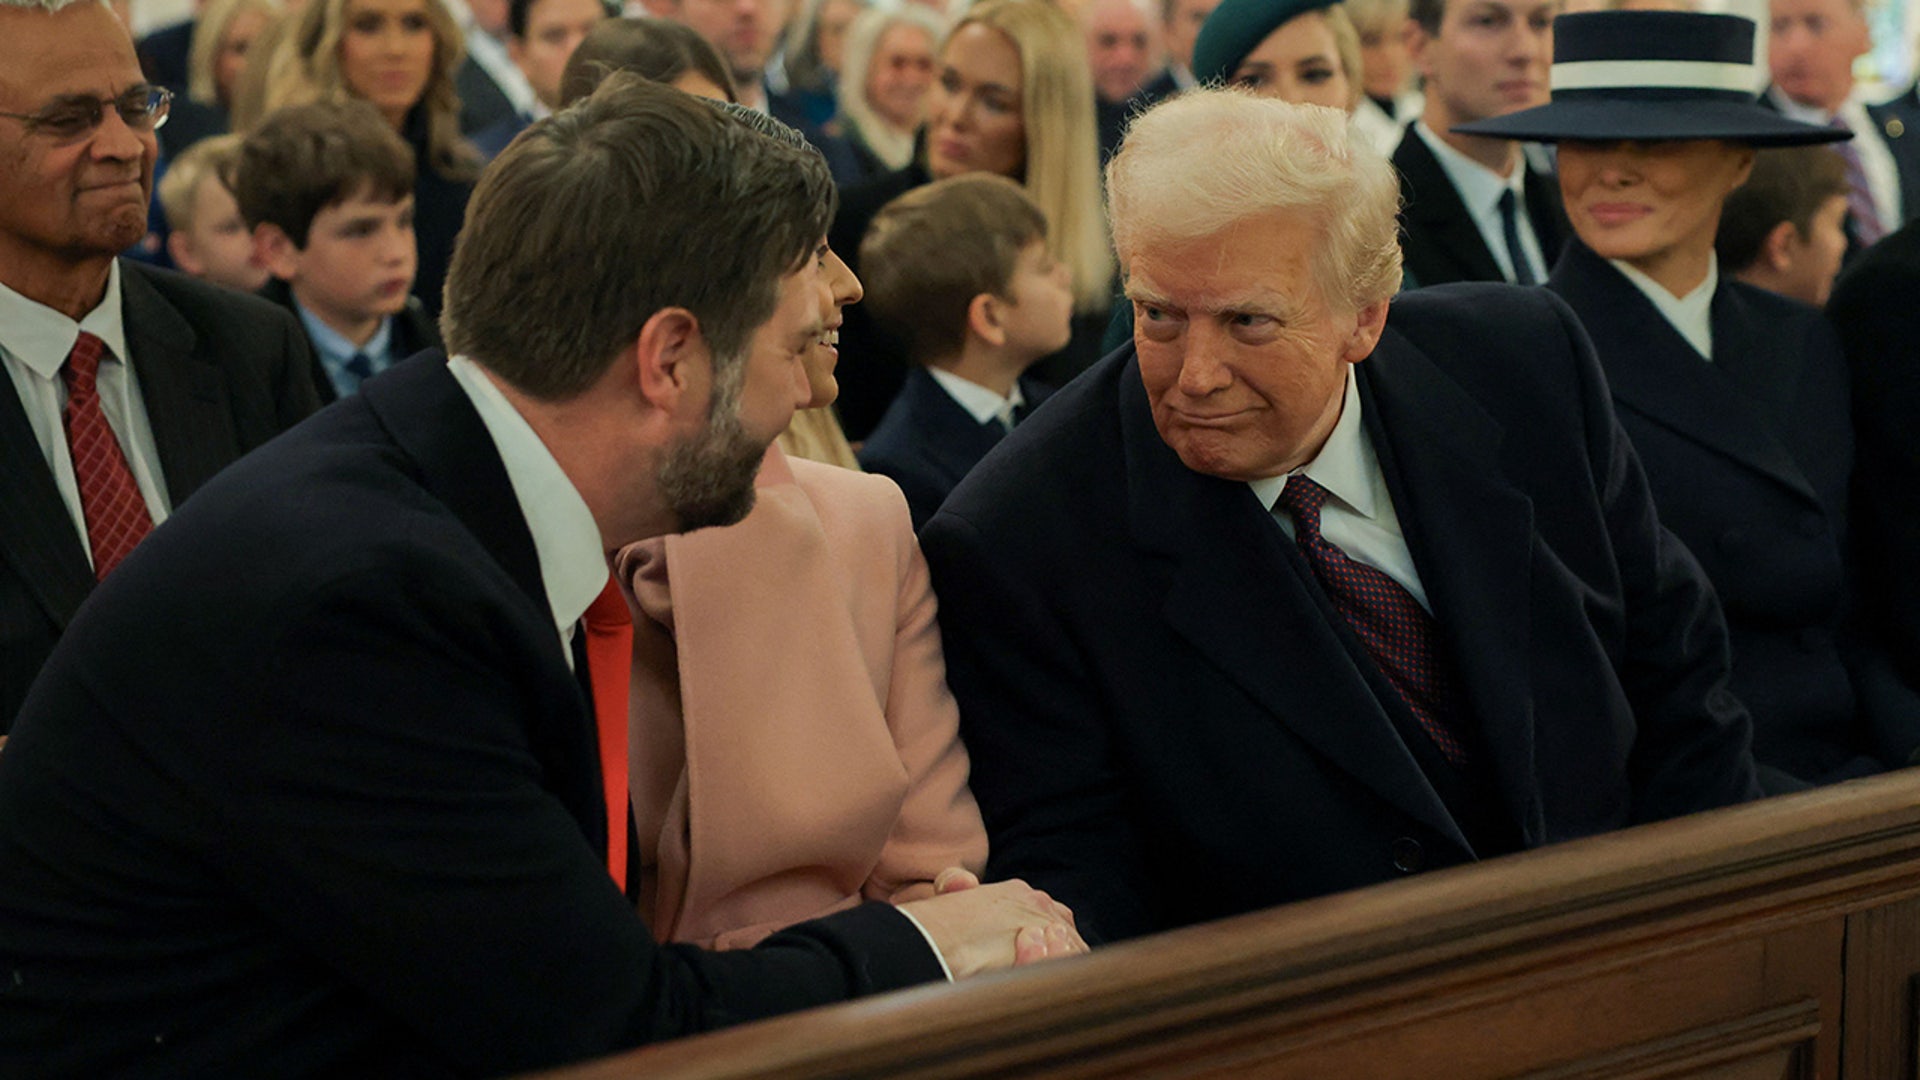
[{"x1": 1498, "y1": 189, "x2": 1537, "y2": 286}]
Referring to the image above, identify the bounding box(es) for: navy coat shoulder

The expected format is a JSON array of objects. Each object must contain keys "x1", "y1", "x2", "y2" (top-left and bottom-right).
[
  {"x1": 1828, "y1": 216, "x2": 1920, "y2": 692},
  {"x1": 857, "y1": 366, "x2": 1053, "y2": 529},
  {"x1": 0, "y1": 261, "x2": 319, "y2": 730},
  {"x1": 0, "y1": 355, "x2": 941, "y2": 1076},
  {"x1": 259, "y1": 276, "x2": 443, "y2": 404},
  {"x1": 1549, "y1": 240, "x2": 1920, "y2": 784},
  {"x1": 919, "y1": 283, "x2": 1760, "y2": 945},
  {"x1": 1391, "y1": 123, "x2": 1568, "y2": 287}
]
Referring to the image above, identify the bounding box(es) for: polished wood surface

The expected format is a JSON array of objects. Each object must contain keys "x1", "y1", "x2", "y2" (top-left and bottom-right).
[{"x1": 541, "y1": 771, "x2": 1920, "y2": 1079}]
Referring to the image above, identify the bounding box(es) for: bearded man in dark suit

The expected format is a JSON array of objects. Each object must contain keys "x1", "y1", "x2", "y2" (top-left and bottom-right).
[
  {"x1": 0, "y1": 73, "x2": 1081, "y2": 1077},
  {"x1": 0, "y1": 0, "x2": 319, "y2": 731},
  {"x1": 921, "y1": 88, "x2": 1762, "y2": 947}
]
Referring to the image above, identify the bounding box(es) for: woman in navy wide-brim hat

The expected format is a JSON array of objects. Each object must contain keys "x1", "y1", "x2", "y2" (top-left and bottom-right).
[{"x1": 1464, "y1": 11, "x2": 1920, "y2": 791}]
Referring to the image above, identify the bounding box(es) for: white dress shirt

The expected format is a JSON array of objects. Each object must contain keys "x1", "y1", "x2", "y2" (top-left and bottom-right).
[
  {"x1": 928, "y1": 366, "x2": 1026, "y2": 431},
  {"x1": 1247, "y1": 367, "x2": 1431, "y2": 612},
  {"x1": 1610, "y1": 255, "x2": 1718, "y2": 361},
  {"x1": 1414, "y1": 120, "x2": 1549, "y2": 284},
  {"x1": 0, "y1": 261, "x2": 172, "y2": 568},
  {"x1": 446, "y1": 355, "x2": 605, "y2": 663},
  {"x1": 1771, "y1": 87, "x2": 1902, "y2": 229}
]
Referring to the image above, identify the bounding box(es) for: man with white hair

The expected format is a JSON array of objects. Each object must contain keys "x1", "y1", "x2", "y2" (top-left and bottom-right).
[
  {"x1": 921, "y1": 88, "x2": 1763, "y2": 946},
  {"x1": 1766, "y1": 0, "x2": 1920, "y2": 246}
]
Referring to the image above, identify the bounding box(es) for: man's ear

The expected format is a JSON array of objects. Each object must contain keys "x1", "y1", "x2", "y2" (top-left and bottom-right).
[
  {"x1": 633, "y1": 306, "x2": 705, "y2": 414},
  {"x1": 252, "y1": 223, "x2": 301, "y2": 281},
  {"x1": 1763, "y1": 219, "x2": 1801, "y2": 272},
  {"x1": 1341, "y1": 298, "x2": 1391, "y2": 364},
  {"x1": 966, "y1": 292, "x2": 1007, "y2": 348},
  {"x1": 1404, "y1": 18, "x2": 1435, "y2": 80}
]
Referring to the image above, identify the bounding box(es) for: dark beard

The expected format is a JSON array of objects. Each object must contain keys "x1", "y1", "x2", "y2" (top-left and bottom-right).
[{"x1": 655, "y1": 381, "x2": 765, "y2": 532}]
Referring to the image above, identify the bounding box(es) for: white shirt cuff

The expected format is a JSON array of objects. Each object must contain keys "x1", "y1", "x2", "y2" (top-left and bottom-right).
[{"x1": 893, "y1": 906, "x2": 955, "y2": 982}]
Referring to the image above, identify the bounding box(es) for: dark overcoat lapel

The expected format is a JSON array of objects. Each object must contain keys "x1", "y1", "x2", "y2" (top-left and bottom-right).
[
  {"x1": 1551, "y1": 244, "x2": 1817, "y2": 505},
  {"x1": 1116, "y1": 359, "x2": 1473, "y2": 852},
  {"x1": 1360, "y1": 335, "x2": 1544, "y2": 845}
]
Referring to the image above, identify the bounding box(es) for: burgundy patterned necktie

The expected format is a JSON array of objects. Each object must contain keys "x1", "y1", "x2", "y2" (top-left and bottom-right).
[
  {"x1": 1276, "y1": 475, "x2": 1469, "y2": 766},
  {"x1": 61, "y1": 331, "x2": 153, "y2": 580}
]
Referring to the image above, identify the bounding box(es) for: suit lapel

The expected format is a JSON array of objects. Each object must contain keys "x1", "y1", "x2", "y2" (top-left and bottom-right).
[
  {"x1": 1359, "y1": 336, "x2": 1543, "y2": 845},
  {"x1": 1394, "y1": 130, "x2": 1506, "y2": 284},
  {"x1": 121, "y1": 263, "x2": 241, "y2": 505},
  {"x1": 909, "y1": 370, "x2": 1009, "y2": 485},
  {"x1": 1117, "y1": 355, "x2": 1466, "y2": 848},
  {"x1": 1551, "y1": 244, "x2": 1816, "y2": 503},
  {"x1": 0, "y1": 378, "x2": 95, "y2": 629}
]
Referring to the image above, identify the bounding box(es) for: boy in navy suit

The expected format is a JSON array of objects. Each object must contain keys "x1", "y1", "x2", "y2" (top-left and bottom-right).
[
  {"x1": 234, "y1": 100, "x2": 442, "y2": 403},
  {"x1": 857, "y1": 174, "x2": 1074, "y2": 528}
]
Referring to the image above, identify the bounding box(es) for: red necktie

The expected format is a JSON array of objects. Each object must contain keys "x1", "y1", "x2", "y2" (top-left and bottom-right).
[
  {"x1": 1277, "y1": 475, "x2": 1470, "y2": 767},
  {"x1": 61, "y1": 332, "x2": 153, "y2": 580},
  {"x1": 582, "y1": 577, "x2": 633, "y2": 887}
]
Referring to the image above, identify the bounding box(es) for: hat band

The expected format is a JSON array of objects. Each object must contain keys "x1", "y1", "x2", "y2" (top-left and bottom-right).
[{"x1": 1551, "y1": 59, "x2": 1756, "y2": 94}]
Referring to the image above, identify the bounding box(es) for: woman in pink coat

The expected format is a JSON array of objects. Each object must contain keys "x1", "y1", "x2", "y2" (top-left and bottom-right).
[{"x1": 615, "y1": 200, "x2": 988, "y2": 951}]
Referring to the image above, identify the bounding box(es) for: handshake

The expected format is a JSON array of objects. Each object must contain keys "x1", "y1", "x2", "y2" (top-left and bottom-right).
[{"x1": 894, "y1": 868, "x2": 1089, "y2": 977}]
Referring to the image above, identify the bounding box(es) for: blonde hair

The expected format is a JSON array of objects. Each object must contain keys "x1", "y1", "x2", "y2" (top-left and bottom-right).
[
  {"x1": 1108, "y1": 88, "x2": 1402, "y2": 309},
  {"x1": 156, "y1": 133, "x2": 244, "y2": 231},
  {"x1": 838, "y1": 5, "x2": 945, "y2": 171},
  {"x1": 1324, "y1": 4, "x2": 1364, "y2": 110},
  {"x1": 777, "y1": 408, "x2": 861, "y2": 468},
  {"x1": 186, "y1": 0, "x2": 278, "y2": 107},
  {"x1": 253, "y1": 0, "x2": 477, "y2": 181},
  {"x1": 950, "y1": 0, "x2": 1114, "y2": 313}
]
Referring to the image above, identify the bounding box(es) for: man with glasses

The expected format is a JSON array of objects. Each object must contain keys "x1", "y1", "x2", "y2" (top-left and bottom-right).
[{"x1": 0, "y1": 0, "x2": 319, "y2": 732}]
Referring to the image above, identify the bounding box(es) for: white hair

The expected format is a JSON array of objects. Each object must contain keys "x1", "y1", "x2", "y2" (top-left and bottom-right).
[{"x1": 1106, "y1": 87, "x2": 1403, "y2": 310}]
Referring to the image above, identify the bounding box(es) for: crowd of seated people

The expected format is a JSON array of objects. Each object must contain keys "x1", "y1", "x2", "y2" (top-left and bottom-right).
[{"x1": 3, "y1": 0, "x2": 1920, "y2": 1073}]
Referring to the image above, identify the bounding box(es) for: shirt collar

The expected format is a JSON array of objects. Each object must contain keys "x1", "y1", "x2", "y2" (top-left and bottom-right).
[
  {"x1": 0, "y1": 259, "x2": 130, "y2": 378},
  {"x1": 445, "y1": 354, "x2": 607, "y2": 635},
  {"x1": 1247, "y1": 367, "x2": 1377, "y2": 517},
  {"x1": 1609, "y1": 254, "x2": 1719, "y2": 361},
  {"x1": 928, "y1": 366, "x2": 1026, "y2": 428},
  {"x1": 1415, "y1": 119, "x2": 1526, "y2": 218},
  {"x1": 296, "y1": 301, "x2": 392, "y2": 365}
]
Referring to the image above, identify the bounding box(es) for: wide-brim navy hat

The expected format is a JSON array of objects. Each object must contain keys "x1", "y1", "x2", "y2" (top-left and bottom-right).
[
  {"x1": 1454, "y1": 11, "x2": 1849, "y2": 147},
  {"x1": 1192, "y1": 0, "x2": 1341, "y2": 86}
]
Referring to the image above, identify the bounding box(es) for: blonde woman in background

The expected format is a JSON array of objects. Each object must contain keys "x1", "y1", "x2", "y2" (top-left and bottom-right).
[
  {"x1": 1344, "y1": 0, "x2": 1423, "y2": 153},
  {"x1": 836, "y1": 4, "x2": 945, "y2": 179},
  {"x1": 253, "y1": 0, "x2": 477, "y2": 315},
  {"x1": 829, "y1": 0, "x2": 1113, "y2": 440}
]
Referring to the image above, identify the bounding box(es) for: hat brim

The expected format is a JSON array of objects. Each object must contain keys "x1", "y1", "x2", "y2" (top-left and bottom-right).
[{"x1": 1452, "y1": 99, "x2": 1851, "y2": 147}]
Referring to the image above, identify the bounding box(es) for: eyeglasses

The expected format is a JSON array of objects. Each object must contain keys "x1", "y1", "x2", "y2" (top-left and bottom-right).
[{"x1": 0, "y1": 85, "x2": 172, "y2": 140}]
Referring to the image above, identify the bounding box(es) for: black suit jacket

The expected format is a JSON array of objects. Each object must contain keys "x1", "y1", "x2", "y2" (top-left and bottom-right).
[
  {"x1": 920, "y1": 284, "x2": 1760, "y2": 945},
  {"x1": 1827, "y1": 216, "x2": 1920, "y2": 695},
  {"x1": 1550, "y1": 240, "x2": 1920, "y2": 785},
  {"x1": 136, "y1": 18, "x2": 194, "y2": 90},
  {"x1": 1868, "y1": 90, "x2": 1920, "y2": 232},
  {"x1": 0, "y1": 355, "x2": 942, "y2": 1076},
  {"x1": 857, "y1": 367, "x2": 1052, "y2": 529},
  {"x1": 455, "y1": 54, "x2": 518, "y2": 135},
  {"x1": 258, "y1": 277, "x2": 444, "y2": 404},
  {"x1": 0, "y1": 261, "x2": 319, "y2": 730},
  {"x1": 1392, "y1": 122, "x2": 1568, "y2": 288}
]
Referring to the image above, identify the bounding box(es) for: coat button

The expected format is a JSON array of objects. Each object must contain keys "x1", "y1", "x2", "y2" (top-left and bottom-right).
[{"x1": 1392, "y1": 837, "x2": 1424, "y2": 874}]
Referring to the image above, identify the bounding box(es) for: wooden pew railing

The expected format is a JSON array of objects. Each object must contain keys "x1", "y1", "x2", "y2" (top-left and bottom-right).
[{"x1": 544, "y1": 771, "x2": 1920, "y2": 1079}]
